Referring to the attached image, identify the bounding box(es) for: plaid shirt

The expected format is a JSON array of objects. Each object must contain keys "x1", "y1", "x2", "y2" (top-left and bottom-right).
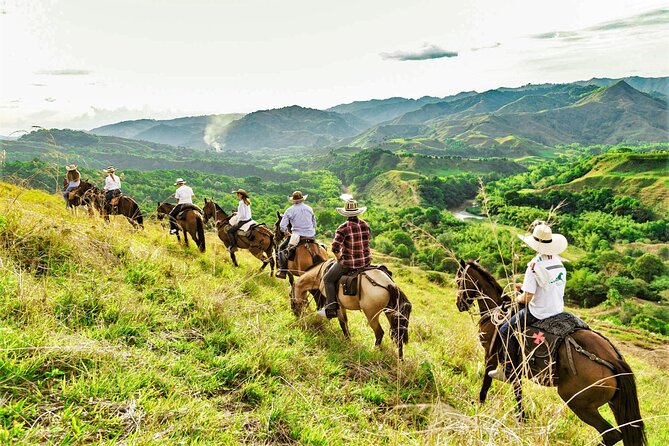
[{"x1": 331, "y1": 217, "x2": 371, "y2": 269}]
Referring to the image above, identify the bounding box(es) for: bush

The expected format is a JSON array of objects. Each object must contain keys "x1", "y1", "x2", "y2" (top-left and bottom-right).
[
  {"x1": 630, "y1": 313, "x2": 669, "y2": 335},
  {"x1": 565, "y1": 268, "x2": 608, "y2": 307},
  {"x1": 632, "y1": 253, "x2": 666, "y2": 282},
  {"x1": 605, "y1": 276, "x2": 637, "y2": 297}
]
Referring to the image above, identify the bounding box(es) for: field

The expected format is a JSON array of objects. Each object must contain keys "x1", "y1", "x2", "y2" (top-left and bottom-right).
[{"x1": 0, "y1": 183, "x2": 667, "y2": 445}]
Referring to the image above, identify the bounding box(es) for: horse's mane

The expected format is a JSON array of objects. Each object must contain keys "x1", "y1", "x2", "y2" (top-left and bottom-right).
[
  {"x1": 214, "y1": 202, "x2": 224, "y2": 213},
  {"x1": 465, "y1": 260, "x2": 504, "y2": 296}
]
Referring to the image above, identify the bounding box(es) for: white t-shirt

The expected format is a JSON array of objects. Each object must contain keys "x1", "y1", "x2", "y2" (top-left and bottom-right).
[
  {"x1": 236, "y1": 200, "x2": 251, "y2": 221},
  {"x1": 104, "y1": 174, "x2": 121, "y2": 191},
  {"x1": 521, "y1": 254, "x2": 567, "y2": 320},
  {"x1": 174, "y1": 185, "x2": 194, "y2": 204}
]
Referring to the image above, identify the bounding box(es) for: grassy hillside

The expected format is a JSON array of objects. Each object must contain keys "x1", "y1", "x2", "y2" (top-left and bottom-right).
[
  {"x1": 544, "y1": 151, "x2": 669, "y2": 213},
  {"x1": 1, "y1": 183, "x2": 667, "y2": 444}
]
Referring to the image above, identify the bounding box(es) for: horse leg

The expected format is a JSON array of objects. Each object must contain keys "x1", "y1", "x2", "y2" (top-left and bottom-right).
[
  {"x1": 182, "y1": 227, "x2": 189, "y2": 246},
  {"x1": 230, "y1": 252, "x2": 239, "y2": 267},
  {"x1": 480, "y1": 353, "x2": 500, "y2": 404},
  {"x1": 567, "y1": 403, "x2": 621, "y2": 446},
  {"x1": 512, "y1": 381, "x2": 525, "y2": 421},
  {"x1": 337, "y1": 308, "x2": 350, "y2": 339},
  {"x1": 362, "y1": 307, "x2": 384, "y2": 348}
]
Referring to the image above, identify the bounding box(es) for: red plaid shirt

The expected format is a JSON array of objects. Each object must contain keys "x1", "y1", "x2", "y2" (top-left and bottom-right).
[{"x1": 331, "y1": 217, "x2": 371, "y2": 269}]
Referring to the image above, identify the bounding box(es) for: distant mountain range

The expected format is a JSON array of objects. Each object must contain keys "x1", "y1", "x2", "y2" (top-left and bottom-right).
[{"x1": 86, "y1": 76, "x2": 668, "y2": 154}]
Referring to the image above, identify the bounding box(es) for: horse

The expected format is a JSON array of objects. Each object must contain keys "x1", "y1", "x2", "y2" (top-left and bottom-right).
[
  {"x1": 156, "y1": 202, "x2": 206, "y2": 252},
  {"x1": 290, "y1": 259, "x2": 412, "y2": 359},
  {"x1": 273, "y1": 211, "x2": 328, "y2": 284},
  {"x1": 101, "y1": 194, "x2": 144, "y2": 229},
  {"x1": 66, "y1": 180, "x2": 99, "y2": 216},
  {"x1": 455, "y1": 260, "x2": 646, "y2": 446},
  {"x1": 202, "y1": 198, "x2": 275, "y2": 274}
]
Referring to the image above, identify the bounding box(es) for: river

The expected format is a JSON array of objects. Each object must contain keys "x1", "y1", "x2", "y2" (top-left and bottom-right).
[{"x1": 450, "y1": 199, "x2": 484, "y2": 221}]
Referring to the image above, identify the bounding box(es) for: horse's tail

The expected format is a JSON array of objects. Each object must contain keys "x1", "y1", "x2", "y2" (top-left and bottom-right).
[
  {"x1": 131, "y1": 200, "x2": 144, "y2": 228},
  {"x1": 196, "y1": 214, "x2": 206, "y2": 252},
  {"x1": 610, "y1": 357, "x2": 646, "y2": 446},
  {"x1": 386, "y1": 283, "x2": 411, "y2": 346}
]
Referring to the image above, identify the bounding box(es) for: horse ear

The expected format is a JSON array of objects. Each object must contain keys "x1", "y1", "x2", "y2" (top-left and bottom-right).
[
  {"x1": 459, "y1": 259, "x2": 466, "y2": 268},
  {"x1": 276, "y1": 211, "x2": 281, "y2": 218},
  {"x1": 204, "y1": 198, "x2": 209, "y2": 203}
]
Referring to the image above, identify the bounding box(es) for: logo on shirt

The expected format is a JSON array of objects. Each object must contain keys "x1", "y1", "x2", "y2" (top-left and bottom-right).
[{"x1": 549, "y1": 272, "x2": 565, "y2": 285}]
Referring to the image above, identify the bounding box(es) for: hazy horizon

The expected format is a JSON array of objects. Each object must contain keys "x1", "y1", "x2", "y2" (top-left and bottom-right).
[{"x1": 1, "y1": 0, "x2": 668, "y2": 135}]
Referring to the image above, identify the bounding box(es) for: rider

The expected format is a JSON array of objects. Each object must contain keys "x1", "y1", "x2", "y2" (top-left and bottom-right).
[
  {"x1": 227, "y1": 189, "x2": 252, "y2": 253},
  {"x1": 489, "y1": 221, "x2": 568, "y2": 381},
  {"x1": 169, "y1": 178, "x2": 195, "y2": 234},
  {"x1": 102, "y1": 166, "x2": 122, "y2": 212},
  {"x1": 317, "y1": 199, "x2": 371, "y2": 319},
  {"x1": 276, "y1": 190, "x2": 317, "y2": 279},
  {"x1": 62, "y1": 164, "x2": 81, "y2": 207}
]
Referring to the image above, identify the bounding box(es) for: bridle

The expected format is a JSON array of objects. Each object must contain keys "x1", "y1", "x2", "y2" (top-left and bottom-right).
[{"x1": 457, "y1": 263, "x2": 511, "y2": 326}]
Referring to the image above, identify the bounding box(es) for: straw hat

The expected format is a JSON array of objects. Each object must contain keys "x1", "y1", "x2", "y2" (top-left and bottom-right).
[
  {"x1": 66, "y1": 164, "x2": 78, "y2": 171},
  {"x1": 336, "y1": 199, "x2": 367, "y2": 217},
  {"x1": 518, "y1": 222, "x2": 568, "y2": 256},
  {"x1": 288, "y1": 190, "x2": 308, "y2": 203},
  {"x1": 232, "y1": 188, "x2": 250, "y2": 199},
  {"x1": 103, "y1": 166, "x2": 116, "y2": 173},
  {"x1": 174, "y1": 178, "x2": 186, "y2": 186}
]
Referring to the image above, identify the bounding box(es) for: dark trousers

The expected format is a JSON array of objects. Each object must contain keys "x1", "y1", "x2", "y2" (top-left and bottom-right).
[
  {"x1": 498, "y1": 307, "x2": 539, "y2": 376},
  {"x1": 228, "y1": 219, "x2": 250, "y2": 248},
  {"x1": 168, "y1": 204, "x2": 185, "y2": 232},
  {"x1": 105, "y1": 190, "x2": 121, "y2": 211},
  {"x1": 323, "y1": 262, "x2": 349, "y2": 309}
]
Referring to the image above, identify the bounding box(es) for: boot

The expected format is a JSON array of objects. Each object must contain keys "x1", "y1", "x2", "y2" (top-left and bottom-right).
[
  {"x1": 316, "y1": 302, "x2": 338, "y2": 319},
  {"x1": 276, "y1": 250, "x2": 288, "y2": 279}
]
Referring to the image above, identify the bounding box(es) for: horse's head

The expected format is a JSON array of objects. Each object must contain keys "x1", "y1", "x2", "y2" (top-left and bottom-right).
[
  {"x1": 455, "y1": 259, "x2": 504, "y2": 313},
  {"x1": 274, "y1": 211, "x2": 285, "y2": 244},
  {"x1": 156, "y1": 202, "x2": 173, "y2": 220},
  {"x1": 203, "y1": 198, "x2": 214, "y2": 223}
]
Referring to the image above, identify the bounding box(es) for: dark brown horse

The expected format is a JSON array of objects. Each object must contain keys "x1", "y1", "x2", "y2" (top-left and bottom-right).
[
  {"x1": 102, "y1": 194, "x2": 144, "y2": 228},
  {"x1": 202, "y1": 198, "x2": 275, "y2": 274},
  {"x1": 273, "y1": 211, "x2": 328, "y2": 284},
  {"x1": 456, "y1": 260, "x2": 646, "y2": 446},
  {"x1": 68, "y1": 181, "x2": 104, "y2": 217},
  {"x1": 156, "y1": 202, "x2": 206, "y2": 252}
]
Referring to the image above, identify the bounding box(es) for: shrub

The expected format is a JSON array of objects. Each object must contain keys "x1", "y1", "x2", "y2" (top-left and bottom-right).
[
  {"x1": 605, "y1": 276, "x2": 637, "y2": 297},
  {"x1": 630, "y1": 313, "x2": 669, "y2": 335},
  {"x1": 632, "y1": 253, "x2": 666, "y2": 282}
]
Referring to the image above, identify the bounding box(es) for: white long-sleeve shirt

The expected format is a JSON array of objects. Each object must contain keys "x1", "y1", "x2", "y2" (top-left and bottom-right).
[
  {"x1": 236, "y1": 200, "x2": 251, "y2": 221},
  {"x1": 104, "y1": 174, "x2": 121, "y2": 191}
]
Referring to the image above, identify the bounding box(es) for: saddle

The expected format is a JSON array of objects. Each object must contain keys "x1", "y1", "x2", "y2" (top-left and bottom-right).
[
  {"x1": 518, "y1": 312, "x2": 590, "y2": 385},
  {"x1": 176, "y1": 204, "x2": 203, "y2": 219},
  {"x1": 338, "y1": 265, "x2": 393, "y2": 296},
  {"x1": 110, "y1": 195, "x2": 122, "y2": 206},
  {"x1": 287, "y1": 238, "x2": 325, "y2": 261}
]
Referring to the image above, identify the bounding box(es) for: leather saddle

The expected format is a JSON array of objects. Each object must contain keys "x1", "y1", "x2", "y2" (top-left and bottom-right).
[
  {"x1": 517, "y1": 312, "x2": 590, "y2": 385},
  {"x1": 338, "y1": 265, "x2": 393, "y2": 296}
]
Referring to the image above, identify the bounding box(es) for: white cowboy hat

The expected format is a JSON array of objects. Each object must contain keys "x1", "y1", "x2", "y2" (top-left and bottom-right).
[
  {"x1": 288, "y1": 190, "x2": 308, "y2": 203},
  {"x1": 103, "y1": 166, "x2": 116, "y2": 173},
  {"x1": 174, "y1": 178, "x2": 186, "y2": 185},
  {"x1": 518, "y1": 222, "x2": 568, "y2": 256},
  {"x1": 336, "y1": 199, "x2": 367, "y2": 217},
  {"x1": 66, "y1": 164, "x2": 78, "y2": 171}
]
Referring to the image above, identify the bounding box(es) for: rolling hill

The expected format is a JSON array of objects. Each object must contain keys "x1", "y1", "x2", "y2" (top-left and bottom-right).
[{"x1": 85, "y1": 77, "x2": 668, "y2": 154}]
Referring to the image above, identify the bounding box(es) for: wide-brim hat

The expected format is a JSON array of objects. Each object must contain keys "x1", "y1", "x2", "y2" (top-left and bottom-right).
[
  {"x1": 174, "y1": 178, "x2": 186, "y2": 186},
  {"x1": 336, "y1": 199, "x2": 367, "y2": 217},
  {"x1": 66, "y1": 164, "x2": 78, "y2": 171},
  {"x1": 518, "y1": 223, "x2": 568, "y2": 255},
  {"x1": 288, "y1": 190, "x2": 307, "y2": 203},
  {"x1": 232, "y1": 188, "x2": 250, "y2": 198},
  {"x1": 103, "y1": 166, "x2": 116, "y2": 173}
]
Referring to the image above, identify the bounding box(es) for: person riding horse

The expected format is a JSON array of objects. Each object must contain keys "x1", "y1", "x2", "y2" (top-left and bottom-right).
[
  {"x1": 102, "y1": 166, "x2": 122, "y2": 212},
  {"x1": 276, "y1": 191, "x2": 317, "y2": 279},
  {"x1": 488, "y1": 220, "x2": 569, "y2": 382},
  {"x1": 318, "y1": 199, "x2": 371, "y2": 319},
  {"x1": 227, "y1": 189, "x2": 252, "y2": 253},
  {"x1": 62, "y1": 164, "x2": 81, "y2": 208},
  {"x1": 169, "y1": 178, "x2": 196, "y2": 235}
]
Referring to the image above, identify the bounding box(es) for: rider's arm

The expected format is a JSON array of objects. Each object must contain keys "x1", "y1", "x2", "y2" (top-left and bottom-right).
[{"x1": 279, "y1": 210, "x2": 291, "y2": 233}]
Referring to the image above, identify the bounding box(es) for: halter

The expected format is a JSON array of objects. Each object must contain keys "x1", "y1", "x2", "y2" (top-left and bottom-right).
[{"x1": 457, "y1": 263, "x2": 513, "y2": 326}]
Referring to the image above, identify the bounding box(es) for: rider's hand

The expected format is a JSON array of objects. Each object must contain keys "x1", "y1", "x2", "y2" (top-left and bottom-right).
[{"x1": 514, "y1": 283, "x2": 522, "y2": 292}]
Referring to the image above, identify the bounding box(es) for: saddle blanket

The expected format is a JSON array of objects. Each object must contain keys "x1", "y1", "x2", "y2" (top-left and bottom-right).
[
  {"x1": 228, "y1": 215, "x2": 256, "y2": 229},
  {"x1": 531, "y1": 312, "x2": 589, "y2": 337}
]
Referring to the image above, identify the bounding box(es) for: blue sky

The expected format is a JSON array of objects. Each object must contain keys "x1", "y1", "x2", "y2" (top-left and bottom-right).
[{"x1": 1, "y1": 0, "x2": 667, "y2": 134}]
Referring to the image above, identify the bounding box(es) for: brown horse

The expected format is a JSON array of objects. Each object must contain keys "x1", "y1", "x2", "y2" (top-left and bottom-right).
[
  {"x1": 291, "y1": 259, "x2": 412, "y2": 359},
  {"x1": 101, "y1": 194, "x2": 144, "y2": 228},
  {"x1": 66, "y1": 180, "x2": 100, "y2": 216},
  {"x1": 273, "y1": 211, "x2": 328, "y2": 284},
  {"x1": 456, "y1": 260, "x2": 646, "y2": 446},
  {"x1": 156, "y1": 202, "x2": 206, "y2": 252},
  {"x1": 202, "y1": 198, "x2": 275, "y2": 274}
]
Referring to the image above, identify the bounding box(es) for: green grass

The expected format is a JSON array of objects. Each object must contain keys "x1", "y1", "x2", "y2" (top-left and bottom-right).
[{"x1": 0, "y1": 183, "x2": 667, "y2": 444}]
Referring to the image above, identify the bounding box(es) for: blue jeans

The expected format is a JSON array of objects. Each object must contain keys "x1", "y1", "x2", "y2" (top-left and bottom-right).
[
  {"x1": 323, "y1": 261, "x2": 349, "y2": 310},
  {"x1": 498, "y1": 307, "x2": 539, "y2": 376}
]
